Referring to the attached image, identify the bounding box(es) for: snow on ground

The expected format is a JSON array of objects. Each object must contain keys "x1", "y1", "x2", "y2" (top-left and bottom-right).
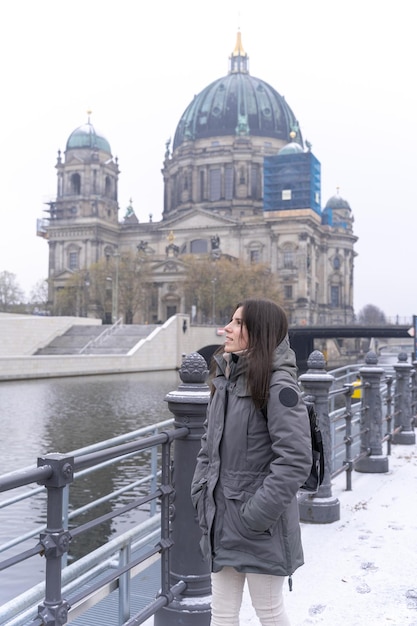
[{"x1": 242, "y1": 442, "x2": 417, "y2": 625}]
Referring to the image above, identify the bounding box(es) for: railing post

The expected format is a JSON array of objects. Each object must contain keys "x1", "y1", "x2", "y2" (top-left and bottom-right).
[
  {"x1": 298, "y1": 350, "x2": 340, "y2": 523},
  {"x1": 411, "y1": 361, "x2": 417, "y2": 428},
  {"x1": 392, "y1": 352, "x2": 416, "y2": 445},
  {"x1": 355, "y1": 351, "x2": 389, "y2": 473},
  {"x1": 154, "y1": 352, "x2": 211, "y2": 626},
  {"x1": 36, "y1": 453, "x2": 74, "y2": 626}
]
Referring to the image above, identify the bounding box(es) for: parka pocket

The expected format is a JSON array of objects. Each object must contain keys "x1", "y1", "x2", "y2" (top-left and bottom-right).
[{"x1": 220, "y1": 485, "x2": 284, "y2": 562}]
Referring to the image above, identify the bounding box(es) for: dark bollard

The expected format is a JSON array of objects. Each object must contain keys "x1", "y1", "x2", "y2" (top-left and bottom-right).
[
  {"x1": 392, "y1": 352, "x2": 416, "y2": 445},
  {"x1": 298, "y1": 351, "x2": 340, "y2": 524},
  {"x1": 154, "y1": 352, "x2": 211, "y2": 626},
  {"x1": 356, "y1": 351, "x2": 389, "y2": 473}
]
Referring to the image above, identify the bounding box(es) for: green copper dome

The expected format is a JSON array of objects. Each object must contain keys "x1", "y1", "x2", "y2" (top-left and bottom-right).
[
  {"x1": 173, "y1": 32, "x2": 302, "y2": 151},
  {"x1": 66, "y1": 121, "x2": 111, "y2": 153}
]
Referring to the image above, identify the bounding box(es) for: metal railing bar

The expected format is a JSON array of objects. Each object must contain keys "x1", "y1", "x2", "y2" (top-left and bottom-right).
[
  {"x1": 70, "y1": 490, "x2": 161, "y2": 539},
  {"x1": 67, "y1": 473, "x2": 160, "y2": 521},
  {"x1": 0, "y1": 464, "x2": 52, "y2": 493},
  {"x1": 74, "y1": 427, "x2": 188, "y2": 472},
  {"x1": 68, "y1": 543, "x2": 161, "y2": 607},
  {"x1": 0, "y1": 543, "x2": 43, "y2": 571}
]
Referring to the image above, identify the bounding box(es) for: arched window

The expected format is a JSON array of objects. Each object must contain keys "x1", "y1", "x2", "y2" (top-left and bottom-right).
[
  {"x1": 67, "y1": 248, "x2": 79, "y2": 270},
  {"x1": 70, "y1": 173, "x2": 81, "y2": 195},
  {"x1": 333, "y1": 256, "x2": 341, "y2": 270},
  {"x1": 283, "y1": 249, "x2": 295, "y2": 269},
  {"x1": 330, "y1": 285, "x2": 340, "y2": 307}
]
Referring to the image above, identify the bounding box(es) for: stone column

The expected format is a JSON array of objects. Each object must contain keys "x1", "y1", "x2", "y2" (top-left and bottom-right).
[
  {"x1": 154, "y1": 352, "x2": 211, "y2": 626},
  {"x1": 392, "y1": 352, "x2": 416, "y2": 445},
  {"x1": 355, "y1": 351, "x2": 389, "y2": 473},
  {"x1": 298, "y1": 350, "x2": 340, "y2": 523}
]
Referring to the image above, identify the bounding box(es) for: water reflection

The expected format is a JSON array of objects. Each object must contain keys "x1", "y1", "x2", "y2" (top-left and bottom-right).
[{"x1": 0, "y1": 370, "x2": 179, "y2": 603}]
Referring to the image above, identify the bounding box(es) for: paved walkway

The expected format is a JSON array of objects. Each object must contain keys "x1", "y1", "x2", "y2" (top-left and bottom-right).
[{"x1": 144, "y1": 439, "x2": 417, "y2": 625}]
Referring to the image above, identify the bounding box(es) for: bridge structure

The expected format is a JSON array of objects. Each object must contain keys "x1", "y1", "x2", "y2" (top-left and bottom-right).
[{"x1": 286, "y1": 324, "x2": 413, "y2": 371}]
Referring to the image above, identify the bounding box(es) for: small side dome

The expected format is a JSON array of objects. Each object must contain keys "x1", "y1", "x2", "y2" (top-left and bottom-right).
[
  {"x1": 325, "y1": 194, "x2": 351, "y2": 211},
  {"x1": 66, "y1": 121, "x2": 111, "y2": 154},
  {"x1": 278, "y1": 141, "x2": 304, "y2": 156}
]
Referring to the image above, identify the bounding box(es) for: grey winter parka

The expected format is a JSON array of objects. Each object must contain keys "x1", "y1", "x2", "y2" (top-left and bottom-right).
[{"x1": 191, "y1": 336, "x2": 312, "y2": 577}]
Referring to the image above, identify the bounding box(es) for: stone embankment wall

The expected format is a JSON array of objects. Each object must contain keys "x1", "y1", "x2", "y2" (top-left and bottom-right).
[{"x1": 0, "y1": 314, "x2": 223, "y2": 381}]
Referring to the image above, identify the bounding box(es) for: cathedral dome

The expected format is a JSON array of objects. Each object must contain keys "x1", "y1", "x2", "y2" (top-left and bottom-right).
[
  {"x1": 66, "y1": 119, "x2": 111, "y2": 154},
  {"x1": 173, "y1": 32, "x2": 302, "y2": 151},
  {"x1": 324, "y1": 193, "x2": 351, "y2": 211}
]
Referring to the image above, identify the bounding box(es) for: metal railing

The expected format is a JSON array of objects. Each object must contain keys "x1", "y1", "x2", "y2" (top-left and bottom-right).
[
  {"x1": 1, "y1": 350, "x2": 416, "y2": 625},
  {"x1": 0, "y1": 419, "x2": 187, "y2": 626},
  {"x1": 79, "y1": 317, "x2": 123, "y2": 354}
]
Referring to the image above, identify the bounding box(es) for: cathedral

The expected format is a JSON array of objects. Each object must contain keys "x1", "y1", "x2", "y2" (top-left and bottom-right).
[{"x1": 38, "y1": 32, "x2": 357, "y2": 326}]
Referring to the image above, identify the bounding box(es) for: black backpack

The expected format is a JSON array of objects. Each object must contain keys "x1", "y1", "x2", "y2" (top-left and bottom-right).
[
  {"x1": 261, "y1": 399, "x2": 325, "y2": 494},
  {"x1": 300, "y1": 401, "x2": 325, "y2": 493}
]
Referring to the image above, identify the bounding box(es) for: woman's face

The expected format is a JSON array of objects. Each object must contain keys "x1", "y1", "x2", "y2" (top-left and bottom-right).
[{"x1": 223, "y1": 306, "x2": 249, "y2": 353}]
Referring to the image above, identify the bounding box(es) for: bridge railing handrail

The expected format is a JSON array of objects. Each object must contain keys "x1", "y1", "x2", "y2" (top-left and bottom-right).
[{"x1": 1, "y1": 354, "x2": 416, "y2": 625}]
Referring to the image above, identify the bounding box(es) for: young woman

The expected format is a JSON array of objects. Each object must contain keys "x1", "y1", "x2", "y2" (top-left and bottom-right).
[{"x1": 191, "y1": 298, "x2": 312, "y2": 626}]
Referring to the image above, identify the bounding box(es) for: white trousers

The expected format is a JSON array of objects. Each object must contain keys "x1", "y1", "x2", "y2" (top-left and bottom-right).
[{"x1": 210, "y1": 566, "x2": 291, "y2": 626}]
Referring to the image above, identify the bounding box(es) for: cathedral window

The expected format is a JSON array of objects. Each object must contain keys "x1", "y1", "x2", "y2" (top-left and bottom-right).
[
  {"x1": 333, "y1": 256, "x2": 341, "y2": 270},
  {"x1": 105, "y1": 176, "x2": 112, "y2": 197},
  {"x1": 250, "y1": 249, "x2": 260, "y2": 263},
  {"x1": 225, "y1": 166, "x2": 234, "y2": 200},
  {"x1": 284, "y1": 285, "x2": 293, "y2": 299},
  {"x1": 200, "y1": 170, "x2": 205, "y2": 201},
  {"x1": 283, "y1": 249, "x2": 294, "y2": 269},
  {"x1": 251, "y1": 165, "x2": 259, "y2": 199},
  {"x1": 70, "y1": 173, "x2": 81, "y2": 195},
  {"x1": 209, "y1": 169, "x2": 221, "y2": 201},
  {"x1": 68, "y1": 251, "x2": 78, "y2": 270},
  {"x1": 330, "y1": 285, "x2": 340, "y2": 307}
]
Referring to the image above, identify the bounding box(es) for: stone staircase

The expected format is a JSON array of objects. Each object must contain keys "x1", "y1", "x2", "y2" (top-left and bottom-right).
[{"x1": 35, "y1": 324, "x2": 159, "y2": 355}]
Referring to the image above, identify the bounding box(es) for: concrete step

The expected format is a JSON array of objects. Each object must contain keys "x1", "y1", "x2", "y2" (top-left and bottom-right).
[{"x1": 35, "y1": 324, "x2": 160, "y2": 356}]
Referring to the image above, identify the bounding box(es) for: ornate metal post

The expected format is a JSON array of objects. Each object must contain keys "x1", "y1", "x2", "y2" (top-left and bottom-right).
[
  {"x1": 36, "y1": 454, "x2": 74, "y2": 626},
  {"x1": 355, "y1": 351, "x2": 389, "y2": 473},
  {"x1": 298, "y1": 350, "x2": 340, "y2": 523},
  {"x1": 392, "y1": 352, "x2": 416, "y2": 445},
  {"x1": 154, "y1": 352, "x2": 211, "y2": 626}
]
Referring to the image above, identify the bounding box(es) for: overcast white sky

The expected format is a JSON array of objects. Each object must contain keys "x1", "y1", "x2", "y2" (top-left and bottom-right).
[{"x1": 0, "y1": 0, "x2": 415, "y2": 320}]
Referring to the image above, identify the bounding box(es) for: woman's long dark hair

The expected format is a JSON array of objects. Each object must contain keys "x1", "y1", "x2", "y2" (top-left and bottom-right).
[{"x1": 238, "y1": 298, "x2": 288, "y2": 408}]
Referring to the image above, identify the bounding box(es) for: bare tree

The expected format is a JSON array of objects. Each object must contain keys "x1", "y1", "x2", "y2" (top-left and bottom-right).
[
  {"x1": 53, "y1": 252, "x2": 152, "y2": 322},
  {"x1": 357, "y1": 304, "x2": 387, "y2": 325},
  {"x1": 0, "y1": 271, "x2": 25, "y2": 312},
  {"x1": 29, "y1": 279, "x2": 50, "y2": 314},
  {"x1": 182, "y1": 256, "x2": 282, "y2": 324}
]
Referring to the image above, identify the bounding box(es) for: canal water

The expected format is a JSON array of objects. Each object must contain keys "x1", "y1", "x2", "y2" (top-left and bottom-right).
[{"x1": 0, "y1": 370, "x2": 180, "y2": 605}]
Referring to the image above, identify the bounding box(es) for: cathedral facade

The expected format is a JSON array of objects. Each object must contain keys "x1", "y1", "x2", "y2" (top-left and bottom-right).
[{"x1": 39, "y1": 33, "x2": 357, "y2": 326}]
